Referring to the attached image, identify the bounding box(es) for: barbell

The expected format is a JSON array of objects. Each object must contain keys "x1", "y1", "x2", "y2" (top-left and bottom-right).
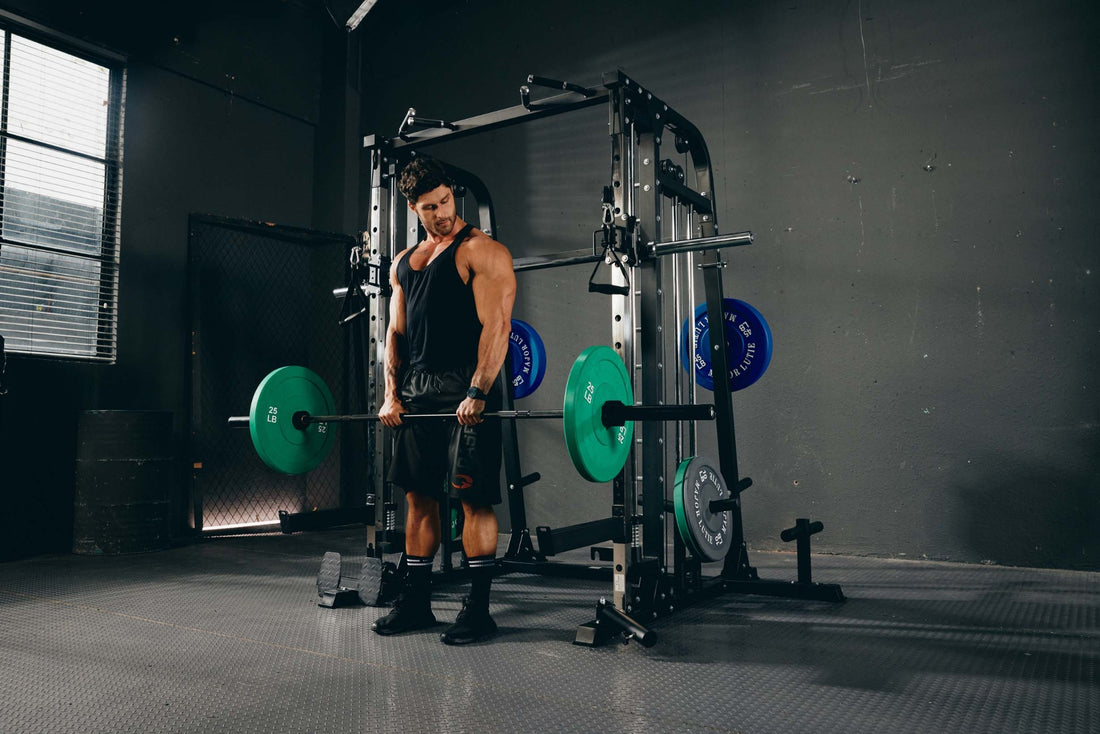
[{"x1": 228, "y1": 345, "x2": 714, "y2": 482}]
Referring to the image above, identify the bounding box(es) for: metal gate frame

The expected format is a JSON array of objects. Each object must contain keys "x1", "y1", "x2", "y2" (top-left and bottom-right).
[{"x1": 187, "y1": 214, "x2": 356, "y2": 535}]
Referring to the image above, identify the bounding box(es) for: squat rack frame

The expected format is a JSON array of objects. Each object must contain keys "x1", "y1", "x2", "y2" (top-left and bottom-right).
[{"x1": 355, "y1": 70, "x2": 842, "y2": 644}]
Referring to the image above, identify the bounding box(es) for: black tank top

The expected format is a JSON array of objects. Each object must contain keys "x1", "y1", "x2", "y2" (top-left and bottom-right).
[{"x1": 396, "y1": 223, "x2": 482, "y2": 371}]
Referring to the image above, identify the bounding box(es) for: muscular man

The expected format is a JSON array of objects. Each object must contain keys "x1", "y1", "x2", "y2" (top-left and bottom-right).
[{"x1": 374, "y1": 155, "x2": 516, "y2": 645}]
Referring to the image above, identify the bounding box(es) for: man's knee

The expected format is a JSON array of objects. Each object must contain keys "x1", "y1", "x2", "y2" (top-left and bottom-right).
[
  {"x1": 407, "y1": 491, "x2": 440, "y2": 517},
  {"x1": 461, "y1": 500, "x2": 494, "y2": 517}
]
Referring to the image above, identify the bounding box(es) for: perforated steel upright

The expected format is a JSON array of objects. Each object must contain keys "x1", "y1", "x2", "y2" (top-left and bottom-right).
[{"x1": 364, "y1": 147, "x2": 397, "y2": 554}]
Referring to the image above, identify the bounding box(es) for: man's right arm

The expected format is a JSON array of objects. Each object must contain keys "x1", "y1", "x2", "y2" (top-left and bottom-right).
[{"x1": 379, "y1": 257, "x2": 407, "y2": 427}]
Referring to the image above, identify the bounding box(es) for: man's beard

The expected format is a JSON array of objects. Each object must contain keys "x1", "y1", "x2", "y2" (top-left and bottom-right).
[{"x1": 430, "y1": 216, "x2": 455, "y2": 236}]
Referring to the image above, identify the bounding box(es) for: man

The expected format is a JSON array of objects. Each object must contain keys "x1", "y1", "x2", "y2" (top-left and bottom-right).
[{"x1": 375, "y1": 155, "x2": 516, "y2": 645}]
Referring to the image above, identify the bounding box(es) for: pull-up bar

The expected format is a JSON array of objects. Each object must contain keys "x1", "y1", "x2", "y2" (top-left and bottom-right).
[{"x1": 365, "y1": 85, "x2": 610, "y2": 152}]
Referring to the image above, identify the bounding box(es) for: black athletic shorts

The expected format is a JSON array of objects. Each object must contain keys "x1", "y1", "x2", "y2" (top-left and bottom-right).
[{"x1": 386, "y1": 365, "x2": 502, "y2": 506}]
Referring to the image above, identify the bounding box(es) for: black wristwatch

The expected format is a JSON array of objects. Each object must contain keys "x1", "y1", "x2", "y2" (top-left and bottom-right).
[{"x1": 466, "y1": 386, "x2": 489, "y2": 401}]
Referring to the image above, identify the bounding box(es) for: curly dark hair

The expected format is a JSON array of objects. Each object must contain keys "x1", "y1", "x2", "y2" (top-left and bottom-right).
[{"x1": 398, "y1": 155, "x2": 452, "y2": 204}]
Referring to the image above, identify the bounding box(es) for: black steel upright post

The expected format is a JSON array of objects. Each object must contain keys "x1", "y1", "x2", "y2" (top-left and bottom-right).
[
  {"x1": 698, "y1": 247, "x2": 753, "y2": 578},
  {"x1": 500, "y1": 360, "x2": 541, "y2": 562}
]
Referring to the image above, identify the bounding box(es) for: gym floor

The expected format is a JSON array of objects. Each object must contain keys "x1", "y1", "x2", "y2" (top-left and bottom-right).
[{"x1": 0, "y1": 529, "x2": 1096, "y2": 734}]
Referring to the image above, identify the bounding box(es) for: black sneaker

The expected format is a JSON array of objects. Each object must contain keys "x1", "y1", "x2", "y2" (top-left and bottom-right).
[
  {"x1": 440, "y1": 598, "x2": 498, "y2": 645},
  {"x1": 372, "y1": 593, "x2": 436, "y2": 636}
]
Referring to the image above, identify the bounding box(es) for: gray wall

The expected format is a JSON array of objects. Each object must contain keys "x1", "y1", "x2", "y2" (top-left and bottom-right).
[
  {"x1": 356, "y1": 0, "x2": 1099, "y2": 569},
  {"x1": 0, "y1": 0, "x2": 345, "y2": 559},
  {"x1": 0, "y1": 0, "x2": 1095, "y2": 571}
]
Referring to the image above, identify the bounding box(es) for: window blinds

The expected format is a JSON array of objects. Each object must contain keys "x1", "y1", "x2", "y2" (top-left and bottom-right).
[{"x1": 0, "y1": 30, "x2": 123, "y2": 361}]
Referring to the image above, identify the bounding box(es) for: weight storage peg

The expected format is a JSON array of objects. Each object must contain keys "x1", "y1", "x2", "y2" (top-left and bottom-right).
[{"x1": 781, "y1": 518, "x2": 825, "y2": 586}]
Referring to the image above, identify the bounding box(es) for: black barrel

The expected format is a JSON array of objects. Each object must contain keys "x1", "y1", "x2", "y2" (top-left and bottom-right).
[{"x1": 73, "y1": 411, "x2": 175, "y2": 554}]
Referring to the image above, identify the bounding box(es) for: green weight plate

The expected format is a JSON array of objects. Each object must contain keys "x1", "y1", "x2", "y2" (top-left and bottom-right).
[
  {"x1": 562, "y1": 345, "x2": 634, "y2": 482},
  {"x1": 248, "y1": 366, "x2": 336, "y2": 475},
  {"x1": 673, "y1": 455, "x2": 732, "y2": 562}
]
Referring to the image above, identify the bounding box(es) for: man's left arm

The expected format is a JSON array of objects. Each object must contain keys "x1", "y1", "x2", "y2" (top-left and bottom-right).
[{"x1": 458, "y1": 237, "x2": 516, "y2": 424}]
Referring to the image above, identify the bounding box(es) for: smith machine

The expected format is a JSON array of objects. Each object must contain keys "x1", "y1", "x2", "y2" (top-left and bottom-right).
[{"x1": 336, "y1": 71, "x2": 844, "y2": 645}]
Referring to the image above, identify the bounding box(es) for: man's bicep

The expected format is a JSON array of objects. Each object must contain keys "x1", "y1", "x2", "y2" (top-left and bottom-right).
[
  {"x1": 388, "y1": 261, "x2": 407, "y2": 335},
  {"x1": 479, "y1": 242, "x2": 516, "y2": 306},
  {"x1": 473, "y1": 266, "x2": 515, "y2": 324},
  {"x1": 390, "y1": 289, "x2": 406, "y2": 334}
]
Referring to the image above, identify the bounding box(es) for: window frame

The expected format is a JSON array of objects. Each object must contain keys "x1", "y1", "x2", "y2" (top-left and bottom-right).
[{"x1": 0, "y1": 10, "x2": 126, "y2": 363}]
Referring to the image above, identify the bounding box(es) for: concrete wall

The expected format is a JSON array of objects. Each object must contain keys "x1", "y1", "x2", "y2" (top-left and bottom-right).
[
  {"x1": 355, "y1": 0, "x2": 1099, "y2": 569},
  {"x1": 1, "y1": 0, "x2": 1094, "y2": 571}
]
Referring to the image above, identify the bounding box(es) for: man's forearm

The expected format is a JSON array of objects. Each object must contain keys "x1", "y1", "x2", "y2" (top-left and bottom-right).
[
  {"x1": 469, "y1": 319, "x2": 510, "y2": 393},
  {"x1": 384, "y1": 329, "x2": 404, "y2": 399}
]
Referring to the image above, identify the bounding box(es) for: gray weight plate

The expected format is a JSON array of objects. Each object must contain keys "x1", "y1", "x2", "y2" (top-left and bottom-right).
[{"x1": 673, "y1": 456, "x2": 733, "y2": 562}]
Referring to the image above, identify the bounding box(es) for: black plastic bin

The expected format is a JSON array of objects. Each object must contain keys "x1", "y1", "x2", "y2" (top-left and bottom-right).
[{"x1": 73, "y1": 410, "x2": 175, "y2": 554}]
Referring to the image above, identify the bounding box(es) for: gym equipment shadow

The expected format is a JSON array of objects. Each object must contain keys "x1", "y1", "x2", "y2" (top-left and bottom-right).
[{"x1": 951, "y1": 451, "x2": 1100, "y2": 570}]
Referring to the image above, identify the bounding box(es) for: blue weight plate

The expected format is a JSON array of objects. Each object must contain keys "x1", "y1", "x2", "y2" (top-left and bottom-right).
[
  {"x1": 528, "y1": 324, "x2": 546, "y2": 393},
  {"x1": 509, "y1": 319, "x2": 547, "y2": 399},
  {"x1": 679, "y1": 298, "x2": 773, "y2": 392}
]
